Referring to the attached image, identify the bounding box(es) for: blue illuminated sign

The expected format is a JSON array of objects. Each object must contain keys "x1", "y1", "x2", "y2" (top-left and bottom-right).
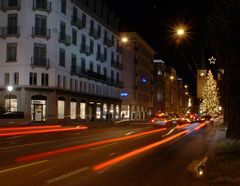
[
  {"x1": 120, "y1": 92, "x2": 129, "y2": 97},
  {"x1": 141, "y1": 76, "x2": 148, "y2": 84}
]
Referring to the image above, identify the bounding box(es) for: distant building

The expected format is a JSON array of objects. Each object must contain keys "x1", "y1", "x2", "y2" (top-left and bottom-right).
[
  {"x1": 153, "y1": 59, "x2": 187, "y2": 114},
  {"x1": 120, "y1": 32, "x2": 155, "y2": 120},
  {"x1": 0, "y1": 0, "x2": 123, "y2": 122},
  {"x1": 152, "y1": 59, "x2": 165, "y2": 114}
]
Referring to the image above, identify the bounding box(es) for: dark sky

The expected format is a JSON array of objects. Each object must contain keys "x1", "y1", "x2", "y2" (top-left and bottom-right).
[{"x1": 104, "y1": 0, "x2": 209, "y2": 95}]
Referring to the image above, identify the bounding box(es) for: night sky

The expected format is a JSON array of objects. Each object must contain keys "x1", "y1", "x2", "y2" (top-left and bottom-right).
[{"x1": 104, "y1": 0, "x2": 210, "y2": 95}]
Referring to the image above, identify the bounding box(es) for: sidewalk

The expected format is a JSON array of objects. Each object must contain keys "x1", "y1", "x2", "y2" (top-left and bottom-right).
[{"x1": 206, "y1": 119, "x2": 240, "y2": 186}]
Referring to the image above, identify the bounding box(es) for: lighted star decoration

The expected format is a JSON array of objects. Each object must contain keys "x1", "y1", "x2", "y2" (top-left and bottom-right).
[{"x1": 209, "y1": 56, "x2": 216, "y2": 64}]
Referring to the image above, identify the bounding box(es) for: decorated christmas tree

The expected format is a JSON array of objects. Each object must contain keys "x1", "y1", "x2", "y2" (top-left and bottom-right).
[{"x1": 200, "y1": 70, "x2": 220, "y2": 116}]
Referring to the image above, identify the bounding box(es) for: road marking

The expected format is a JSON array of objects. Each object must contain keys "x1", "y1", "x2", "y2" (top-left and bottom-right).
[
  {"x1": 0, "y1": 140, "x2": 61, "y2": 150},
  {"x1": 0, "y1": 160, "x2": 49, "y2": 174},
  {"x1": 161, "y1": 128, "x2": 176, "y2": 137},
  {"x1": 125, "y1": 131, "x2": 134, "y2": 136},
  {"x1": 46, "y1": 167, "x2": 89, "y2": 184},
  {"x1": 89, "y1": 143, "x2": 118, "y2": 151},
  {"x1": 109, "y1": 152, "x2": 116, "y2": 156}
]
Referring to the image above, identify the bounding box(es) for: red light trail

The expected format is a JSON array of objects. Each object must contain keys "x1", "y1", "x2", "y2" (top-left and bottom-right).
[
  {"x1": 16, "y1": 128, "x2": 167, "y2": 162},
  {"x1": 0, "y1": 125, "x2": 61, "y2": 131},
  {"x1": 0, "y1": 126, "x2": 88, "y2": 137}
]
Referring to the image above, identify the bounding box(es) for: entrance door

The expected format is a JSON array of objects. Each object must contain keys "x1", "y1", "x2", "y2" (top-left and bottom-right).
[{"x1": 34, "y1": 104, "x2": 43, "y2": 121}]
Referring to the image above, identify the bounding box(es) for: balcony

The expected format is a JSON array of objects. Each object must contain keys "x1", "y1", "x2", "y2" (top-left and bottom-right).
[
  {"x1": 70, "y1": 66, "x2": 123, "y2": 88},
  {"x1": 116, "y1": 46, "x2": 122, "y2": 53},
  {"x1": 0, "y1": 26, "x2": 20, "y2": 38},
  {"x1": 71, "y1": 15, "x2": 83, "y2": 29},
  {"x1": 31, "y1": 57, "x2": 49, "y2": 69},
  {"x1": 80, "y1": 45, "x2": 92, "y2": 55},
  {"x1": 96, "y1": 53, "x2": 106, "y2": 63},
  {"x1": 89, "y1": 28, "x2": 99, "y2": 39},
  {"x1": 0, "y1": 0, "x2": 21, "y2": 11},
  {"x1": 32, "y1": 0, "x2": 51, "y2": 13},
  {"x1": 59, "y1": 32, "x2": 71, "y2": 46},
  {"x1": 116, "y1": 80, "x2": 124, "y2": 88},
  {"x1": 111, "y1": 59, "x2": 123, "y2": 70},
  {"x1": 103, "y1": 38, "x2": 113, "y2": 47},
  {"x1": 32, "y1": 27, "x2": 50, "y2": 39}
]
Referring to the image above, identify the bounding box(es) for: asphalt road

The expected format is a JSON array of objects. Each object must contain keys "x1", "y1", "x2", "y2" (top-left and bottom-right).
[{"x1": 0, "y1": 122, "x2": 213, "y2": 186}]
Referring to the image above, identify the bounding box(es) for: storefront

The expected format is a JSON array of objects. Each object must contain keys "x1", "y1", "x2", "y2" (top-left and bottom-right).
[{"x1": 31, "y1": 95, "x2": 47, "y2": 122}]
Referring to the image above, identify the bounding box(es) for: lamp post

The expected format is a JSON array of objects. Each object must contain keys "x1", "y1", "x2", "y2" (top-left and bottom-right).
[
  {"x1": 7, "y1": 85, "x2": 13, "y2": 111},
  {"x1": 170, "y1": 75, "x2": 174, "y2": 113}
]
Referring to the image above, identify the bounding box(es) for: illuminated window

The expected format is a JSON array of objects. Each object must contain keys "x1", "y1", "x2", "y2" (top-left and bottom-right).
[
  {"x1": 70, "y1": 100, "x2": 77, "y2": 119},
  {"x1": 96, "y1": 106, "x2": 101, "y2": 119},
  {"x1": 5, "y1": 97, "x2": 17, "y2": 112},
  {"x1": 58, "y1": 100, "x2": 65, "y2": 119},
  {"x1": 80, "y1": 102, "x2": 86, "y2": 119}
]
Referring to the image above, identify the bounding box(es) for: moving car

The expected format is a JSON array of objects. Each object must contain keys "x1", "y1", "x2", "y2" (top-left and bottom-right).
[{"x1": 150, "y1": 113, "x2": 173, "y2": 128}]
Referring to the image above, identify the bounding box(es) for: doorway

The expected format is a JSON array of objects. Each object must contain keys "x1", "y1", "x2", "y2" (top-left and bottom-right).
[
  {"x1": 31, "y1": 95, "x2": 46, "y2": 122},
  {"x1": 33, "y1": 104, "x2": 43, "y2": 121}
]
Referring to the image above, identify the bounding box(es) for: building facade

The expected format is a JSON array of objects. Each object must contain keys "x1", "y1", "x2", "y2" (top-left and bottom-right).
[
  {"x1": 120, "y1": 32, "x2": 155, "y2": 120},
  {"x1": 153, "y1": 59, "x2": 187, "y2": 115},
  {"x1": 0, "y1": 0, "x2": 123, "y2": 122}
]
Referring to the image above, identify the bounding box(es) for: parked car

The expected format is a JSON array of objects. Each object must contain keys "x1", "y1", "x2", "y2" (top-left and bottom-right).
[{"x1": 0, "y1": 111, "x2": 24, "y2": 118}]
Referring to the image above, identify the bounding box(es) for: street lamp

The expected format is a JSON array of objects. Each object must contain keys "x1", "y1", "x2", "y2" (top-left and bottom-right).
[
  {"x1": 7, "y1": 85, "x2": 13, "y2": 111},
  {"x1": 176, "y1": 28, "x2": 185, "y2": 36},
  {"x1": 170, "y1": 76, "x2": 174, "y2": 113},
  {"x1": 121, "y1": 37, "x2": 128, "y2": 43}
]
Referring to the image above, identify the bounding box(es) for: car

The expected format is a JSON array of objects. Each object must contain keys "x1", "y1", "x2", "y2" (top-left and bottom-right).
[
  {"x1": 150, "y1": 113, "x2": 173, "y2": 128},
  {"x1": 199, "y1": 116, "x2": 214, "y2": 125},
  {"x1": 0, "y1": 111, "x2": 24, "y2": 118}
]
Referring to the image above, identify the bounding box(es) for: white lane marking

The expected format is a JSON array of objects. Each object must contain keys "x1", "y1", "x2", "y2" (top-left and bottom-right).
[
  {"x1": 161, "y1": 128, "x2": 176, "y2": 137},
  {"x1": 0, "y1": 160, "x2": 49, "y2": 174},
  {"x1": 125, "y1": 131, "x2": 134, "y2": 136},
  {"x1": 0, "y1": 140, "x2": 61, "y2": 150},
  {"x1": 46, "y1": 167, "x2": 89, "y2": 184},
  {"x1": 115, "y1": 119, "x2": 130, "y2": 123},
  {"x1": 109, "y1": 152, "x2": 116, "y2": 156},
  {"x1": 89, "y1": 143, "x2": 118, "y2": 151}
]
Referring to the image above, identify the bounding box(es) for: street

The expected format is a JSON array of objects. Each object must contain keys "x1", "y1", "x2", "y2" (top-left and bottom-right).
[{"x1": 0, "y1": 122, "x2": 212, "y2": 186}]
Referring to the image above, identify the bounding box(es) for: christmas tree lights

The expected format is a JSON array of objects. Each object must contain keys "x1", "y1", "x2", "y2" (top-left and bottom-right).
[{"x1": 200, "y1": 70, "x2": 220, "y2": 116}]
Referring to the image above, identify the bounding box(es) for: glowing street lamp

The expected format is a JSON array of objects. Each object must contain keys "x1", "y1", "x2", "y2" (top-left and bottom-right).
[
  {"x1": 176, "y1": 28, "x2": 185, "y2": 36},
  {"x1": 184, "y1": 85, "x2": 188, "y2": 89},
  {"x1": 200, "y1": 72, "x2": 205, "y2": 78},
  {"x1": 121, "y1": 37, "x2": 128, "y2": 43},
  {"x1": 7, "y1": 85, "x2": 13, "y2": 111},
  {"x1": 170, "y1": 75, "x2": 174, "y2": 112}
]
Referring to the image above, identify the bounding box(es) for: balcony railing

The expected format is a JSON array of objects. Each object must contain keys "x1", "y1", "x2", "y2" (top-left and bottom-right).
[
  {"x1": 111, "y1": 59, "x2": 123, "y2": 70},
  {"x1": 96, "y1": 53, "x2": 106, "y2": 63},
  {"x1": 103, "y1": 37, "x2": 113, "y2": 47},
  {"x1": 0, "y1": 26, "x2": 20, "y2": 38},
  {"x1": 89, "y1": 28, "x2": 99, "y2": 39},
  {"x1": 31, "y1": 57, "x2": 49, "y2": 69},
  {"x1": 80, "y1": 45, "x2": 91, "y2": 55},
  {"x1": 32, "y1": 27, "x2": 50, "y2": 39},
  {"x1": 70, "y1": 66, "x2": 123, "y2": 88},
  {"x1": 59, "y1": 32, "x2": 71, "y2": 46},
  {"x1": 0, "y1": 0, "x2": 21, "y2": 11},
  {"x1": 32, "y1": 0, "x2": 51, "y2": 13},
  {"x1": 116, "y1": 46, "x2": 122, "y2": 53},
  {"x1": 71, "y1": 15, "x2": 83, "y2": 29}
]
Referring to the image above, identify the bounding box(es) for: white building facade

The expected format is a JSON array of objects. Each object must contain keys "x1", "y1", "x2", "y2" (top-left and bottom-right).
[
  {"x1": 0, "y1": 0, "x2": 123, "y2": 122},
  {"x1": 120, "y1": 32, "x2": 155, "y2": 120}
]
